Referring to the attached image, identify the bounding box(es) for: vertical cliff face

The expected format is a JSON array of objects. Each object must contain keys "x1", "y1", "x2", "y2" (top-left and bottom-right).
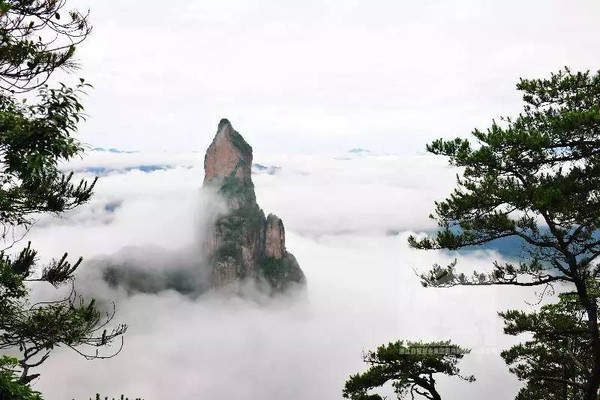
[
  {"x1": 203, "y1": 119, "x2": 305, "y2": 291},
  {"x1": 204, "y1": 119, "x2": 253, "y2": 184},
  {"x1": 265, "y1": 214, "x2": 286, "y2": 259}
]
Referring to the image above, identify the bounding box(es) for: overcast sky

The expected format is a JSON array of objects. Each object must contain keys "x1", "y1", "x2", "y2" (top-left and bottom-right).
[{"x1": 65, "y1": 0, "x2": 600, "y2": 154}]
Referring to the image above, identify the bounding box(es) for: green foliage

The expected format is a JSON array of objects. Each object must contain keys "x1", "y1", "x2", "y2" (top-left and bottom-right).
[
  {"x1": 226, "y1": 124, "x2": 252, "y2": 156},
  {"x1": 0, "y1": 357, "x2": 42, "y2": 400},
  {"x1": 409, "y1": 68, "x2": 600, "y2": 286},
  {"x1": 0, "y1": 81, "x2": 96, "y2": 228},
  {"x1": 75, "y1": 394, "x2": 144, "y2": 400},
  {"x1": 259, "y1": 257, "x2": 285, "y2": 285},
  {"x1": 0, "y1": 0, "x2": 91, "y2": 92},
  {"x1": 215, "y1": 240, "x2": 242, "y2": 262},
  {"x1": 211, "y1": 172, "x2": 306, "y2": 290},
  {"x1": 500, "y1": 290, "x2": 597, "y2": 400},
  {"x1": 230, "y1": 131, "x2": 252, "y2": 156},
  {"x1": 213, "y1": 174, "x2": 264, "y2": 273},
  {"x1": 408, "y1": 68, "x2": 600, "y2": 399},
  {"x1": 258, "y1": 254, "x2": 305, "y2": 290},
  {"x1": 216, "y1": 118, "x2": 252, "y2": 156},
  {"x1": 0, "y1": 0, "x2": 127, "y2": 397},
  {"x1": 343, "y1": 341, "x2": 474, "y2": 400},
  {"x1": 213, "y1": 204, "x2": 262, "y2": 266},
  {"x1": 218, "y1": 174, "x2": 256, "y2": 204},
  {"x1": 0, "y1": 80, "x2": 127, "y2": 383},
  {"x1": 0, "y1": 238, "x2": 127, "y2": 384}
]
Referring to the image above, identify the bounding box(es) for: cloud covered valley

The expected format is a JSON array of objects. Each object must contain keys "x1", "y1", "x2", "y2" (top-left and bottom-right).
[{"x1": 19, "y1": 149, "x2": 542, "y2": 400}]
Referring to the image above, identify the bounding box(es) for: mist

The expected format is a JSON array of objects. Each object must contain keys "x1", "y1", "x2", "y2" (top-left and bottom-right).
[{"x1": 22, "y1": 150, "x2": 542, "y2": 400}]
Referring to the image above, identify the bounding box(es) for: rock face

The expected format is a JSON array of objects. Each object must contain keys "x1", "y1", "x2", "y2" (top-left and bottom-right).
[
  {"x1": 204, "y1": 119, "x2": 253, "y2": 183},
  {"x1": 203, "y1": 119, "x2": 305, "y2": 291},
  {"x1": 265, "y1": 214, "x2": 286, "y2": 259}
]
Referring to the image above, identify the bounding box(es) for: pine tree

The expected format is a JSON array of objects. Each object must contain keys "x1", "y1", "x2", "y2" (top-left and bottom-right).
[
  {"x1": 0, "y1": 0, "x2": 127, "y2": 394},
  {"x1": 343, "y1": 341, "x2": 474, "y2": 400},
  {"x1": 500, "y1": 288, "x2": 598, "y2": 400},
  {"x1": 409, "y1": 68, "x2": 600, "y2": 400}
]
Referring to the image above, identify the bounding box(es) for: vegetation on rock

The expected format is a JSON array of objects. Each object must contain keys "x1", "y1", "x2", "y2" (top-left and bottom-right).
[{"x1": 204, "y1": 121, "x2": 305, "y2": 290}]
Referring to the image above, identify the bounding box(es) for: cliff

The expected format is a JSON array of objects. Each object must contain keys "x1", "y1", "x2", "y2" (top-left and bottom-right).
[{"x1": 203, "y1": 119, "x2": 305, "y2": 291}]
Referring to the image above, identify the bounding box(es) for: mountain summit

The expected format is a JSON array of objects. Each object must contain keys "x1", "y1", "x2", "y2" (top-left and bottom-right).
[{"x1": 203, "y1": 119, "x2": 305, "y2": 291}]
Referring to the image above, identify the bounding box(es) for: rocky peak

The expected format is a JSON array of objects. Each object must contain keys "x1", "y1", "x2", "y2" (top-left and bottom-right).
[
  {"x1": 265, "y1": 214, "x2": 286, "y2": 260},
  {"x1": 204, "y1": 118, "x2": 253, "y2": 184},
  {"x1": 202, "y1": 119, "x2": 305, "y2": 292}
]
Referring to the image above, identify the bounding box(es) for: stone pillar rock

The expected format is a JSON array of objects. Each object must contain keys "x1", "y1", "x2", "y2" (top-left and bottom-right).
[{"x1": 201, "y1": 119, "x2": 305, "y2": 291}]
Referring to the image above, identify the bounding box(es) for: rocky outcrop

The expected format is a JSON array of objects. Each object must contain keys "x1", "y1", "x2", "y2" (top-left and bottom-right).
[
  {"x1": 204, "y1": 119, "x2": 253, "y2": 184},
  {"x1": 265, "y1": 214, "x2": 285, "y2": 259},
  {"x1": 203, "y1": 119, "x2": 305, "y2": 291}
]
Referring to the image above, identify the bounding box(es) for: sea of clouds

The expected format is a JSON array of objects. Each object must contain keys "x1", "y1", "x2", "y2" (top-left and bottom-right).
[{"x1": 18, "y1": 149, "x2": 547, "y2": 400}]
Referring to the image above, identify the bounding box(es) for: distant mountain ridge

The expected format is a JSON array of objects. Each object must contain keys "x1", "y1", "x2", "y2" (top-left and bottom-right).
[
  {"x1": 79, "y1": 165, "x2": 170, "y2": 175},
  {"x1": 92, "y1": 147, "x2": 139, "y2": 154},
  {"x1": 348, "y1": 148, "x2": 370, "y2": 154}
]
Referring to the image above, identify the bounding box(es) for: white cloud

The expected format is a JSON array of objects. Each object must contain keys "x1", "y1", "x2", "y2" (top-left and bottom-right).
[
  {"x1": 252, "y1": 152, "x2": 458, "y2": 235},
  {"x1": 16, "y1": 150, "x2": 552, "y2": 400}
]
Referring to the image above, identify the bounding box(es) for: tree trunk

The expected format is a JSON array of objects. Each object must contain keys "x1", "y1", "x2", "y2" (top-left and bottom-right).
[{"x1": 574, "y1": 277, "x2": 600, "y2": 400}]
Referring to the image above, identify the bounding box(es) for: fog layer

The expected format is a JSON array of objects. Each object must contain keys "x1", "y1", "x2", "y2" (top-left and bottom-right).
[{"x1": 25, "y1": 150, "x2": 537, "y2": 399}]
